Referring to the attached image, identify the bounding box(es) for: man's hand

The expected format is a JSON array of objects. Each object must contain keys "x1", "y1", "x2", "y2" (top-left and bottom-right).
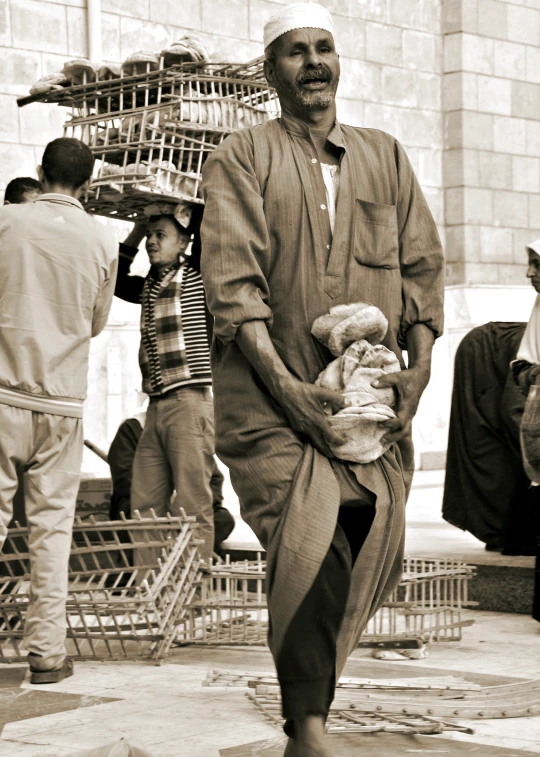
[
  {"x1": 372, "y1": 323, "x2": 435, "y2": 446},
  {"x1": 235, "y1": 320, "x2": 346, "y2": 457},
  {"x1": 373, "y1": 367, "x2": 430, "y2": 445},
  {"x1": 277, "y1": 380, "x2": 346, "y2": 458}
]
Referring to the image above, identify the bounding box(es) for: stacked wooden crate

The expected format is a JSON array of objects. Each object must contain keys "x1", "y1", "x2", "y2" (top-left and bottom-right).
[
  {"x1": 17, "y1": 58, "x2": 279, "y2": 222},
  {"x1": 0, "y1": 512, "x2": 203, "y2": 661}
]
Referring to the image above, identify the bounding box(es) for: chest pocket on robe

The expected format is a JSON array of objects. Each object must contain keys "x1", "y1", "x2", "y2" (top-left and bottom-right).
[{"x1": 353, "y1": 199, "x2": 399, "y2": 269}]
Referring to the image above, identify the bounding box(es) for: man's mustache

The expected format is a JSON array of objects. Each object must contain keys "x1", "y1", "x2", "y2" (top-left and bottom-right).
[{"x1": 297, "y1": 66, "x2": 332, "y2": 85}]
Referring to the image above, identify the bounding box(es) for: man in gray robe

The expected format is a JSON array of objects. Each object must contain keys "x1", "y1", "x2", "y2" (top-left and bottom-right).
[{"x1": 200, "y1": 5, "x2": 444, "y2": 755}]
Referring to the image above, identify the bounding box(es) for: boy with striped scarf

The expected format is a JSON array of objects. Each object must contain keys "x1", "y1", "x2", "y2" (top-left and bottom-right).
[{"x1": 115, "y1": 214, "x2": 215, "y2": 561}]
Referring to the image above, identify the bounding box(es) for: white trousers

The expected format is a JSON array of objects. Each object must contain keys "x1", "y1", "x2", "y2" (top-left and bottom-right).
[{"x1": 0, "y1": 403, "x2": 83, "y2": 670}]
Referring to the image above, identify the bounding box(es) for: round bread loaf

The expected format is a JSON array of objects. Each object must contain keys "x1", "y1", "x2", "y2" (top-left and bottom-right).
[
  {"x1": 341, "y1": 340, "x2": 371, "y2": 384},
  {"x1": 162, "y1": 42, "x2": 197, "y2": 67},
  {"x1": 62, "y1": 59, "x2": 97, "y2": 85},
  {"x1": 361, "y1": 343, "x2": 400, "y2": 372},
  {"x1": 341, "y1": 390, "x2": 374, "y2": 407},
  {"x1": 122, "y1": 51, "x2": 160, "y2": 75},
  {"x1": 327, "y1": 305, "x2": 388, "y2": 355},
  {"x1": 97, "y1": 64, "x2": 121, "y2": 80},
  {"x1": 30, "y1": 82, "x2": 65, "y2": 94},
  {"x1": 29, "y1": 72, "x2": 69, "y2": 94},
  {"x1": 311, "y1": 303, "x2": 369, "y2": 346},
  {"x1": 337, "y1": 405, "x2": 395, "y2": 420},
  {"x1": 327, "y1": 414, "x2": 392, "y2": 463}
]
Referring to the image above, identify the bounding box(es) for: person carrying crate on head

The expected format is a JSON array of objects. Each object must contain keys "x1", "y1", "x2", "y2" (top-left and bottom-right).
[
  {"x1": 0, "y1": 138, "x2": 118, "y2": 684},
  {"x1": 114, "y1": 208, "x2": 217, "y2": 563}
]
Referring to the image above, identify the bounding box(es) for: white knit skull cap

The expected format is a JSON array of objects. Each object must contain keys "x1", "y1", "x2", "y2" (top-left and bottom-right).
[
  {"x1": 263, "y1": 3, "x2": 334, "y2": 50},
  {"x1": 527, "y1": 239, "x2": 540, "y2": 256}
]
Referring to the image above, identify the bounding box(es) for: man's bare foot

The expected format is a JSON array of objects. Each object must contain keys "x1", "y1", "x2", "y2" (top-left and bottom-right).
[{"x1": 283, "y1": 716, "x2": 333, "y2": 757}]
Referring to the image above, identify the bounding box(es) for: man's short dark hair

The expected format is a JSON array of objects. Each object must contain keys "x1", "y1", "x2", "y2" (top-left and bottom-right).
[
  {"x1": 4, "y1": 177, "x2": 42, "y2": 204},
  {"x1": 41, "y1": 138, "x2": 95, "y2": 189}
]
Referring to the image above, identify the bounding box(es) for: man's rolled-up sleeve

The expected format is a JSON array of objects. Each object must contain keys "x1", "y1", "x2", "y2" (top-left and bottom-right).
[
  {"x1": 395, "y1": 140, "x2": 445, "y2": 348},
  {"x1": 200, "y1": 131, "x2": 273, "y2": 344}
]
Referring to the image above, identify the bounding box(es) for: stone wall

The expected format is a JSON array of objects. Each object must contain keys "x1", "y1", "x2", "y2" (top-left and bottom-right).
[
  {"x1": 0, "y1": 0, "x2": 538, "y2": 471},
  {"x1": 1, "y1": 0, "x2": 445, "y2": 209},
  {"x1": 412, "y1": 0, "x2": 540, "y2": 465},
  {"x1": 443, "y1": 0, "x2": 540, "y2": 287}
]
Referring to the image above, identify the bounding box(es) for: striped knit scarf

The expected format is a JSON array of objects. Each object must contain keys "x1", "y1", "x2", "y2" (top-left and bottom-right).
[{"x1": 139, "y1": 261, "x2": 191, "y2": 395}]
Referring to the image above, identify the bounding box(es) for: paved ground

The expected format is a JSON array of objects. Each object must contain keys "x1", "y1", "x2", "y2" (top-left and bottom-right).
[
  {"x1": 1, "y1": 471, "x2": 538, "y2": 756},
  {"x1": 1, "y1": 608, "x2": 539, "y2": 756}
]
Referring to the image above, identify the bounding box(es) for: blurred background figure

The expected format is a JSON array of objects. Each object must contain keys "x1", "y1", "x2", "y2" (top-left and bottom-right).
[
  {"x1": 0, "y1": 139, "x2": 118, "y2": 683},
  {"x1": 443, "y1": 239, "x2": 540, "y2": 623},
  {"x1": 3, "y1": 176, "x2": 43, "y2": 205},
  {"x1": 114, "y1": 215, "x2": 227, "y2": 562},
  {"x1": 442, "y1": 321, "x2": 536, "y2": 556},
  {"x1": 3, "y1": 176, "x2": 44, "y2": 530}
]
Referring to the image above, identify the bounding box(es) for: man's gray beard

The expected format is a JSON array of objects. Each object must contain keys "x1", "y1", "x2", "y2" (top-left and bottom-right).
[
  {"x1": 294, "y1": 88, "x2": 336, "y2": 109},
  {"x1": 274, "y1": 71, "x2": 338, "y2": 110}
]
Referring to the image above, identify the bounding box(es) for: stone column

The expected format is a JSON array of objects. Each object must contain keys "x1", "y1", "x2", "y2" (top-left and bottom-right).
[
  {"x1": 442, "y1": 0, "x2": 539, "y2": 311},
  {"x1": 414, "y1": 0, "x2": 540, "y2": 468}
]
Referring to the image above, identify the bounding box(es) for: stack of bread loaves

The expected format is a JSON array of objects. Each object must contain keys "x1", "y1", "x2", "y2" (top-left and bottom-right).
[
  {"x1": 29, "y1": 35, "x2": 210, "y2": 95},
  {"x1": 21, "y1": 36, "x2": 278, "y2": 222},
  {"x1": 312, "y1": 303, "x2": 401, "y2": 464}
]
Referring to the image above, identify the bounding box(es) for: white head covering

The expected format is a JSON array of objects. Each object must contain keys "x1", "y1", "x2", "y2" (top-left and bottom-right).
[
  {"x1": 263, "y1": 2, "x2": 334, "y2": 50},
  {"x1": 516, "y1": 238, "x2": 540, "y2": 364},
  {"x1": 526, "y1": 239, "x2": 540, "y2": 258}
]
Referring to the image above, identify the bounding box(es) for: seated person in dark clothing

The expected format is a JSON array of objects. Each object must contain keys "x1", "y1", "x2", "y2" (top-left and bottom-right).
[
  {"x1": 108, "y1": 411, "x2": 235, "y2": 556},
  {"x1": 443, "y1": 239, "x2": 540, "y2": 622},
  {"x1": 442, "y1": 320, "x2": 534, "y2": 555}
]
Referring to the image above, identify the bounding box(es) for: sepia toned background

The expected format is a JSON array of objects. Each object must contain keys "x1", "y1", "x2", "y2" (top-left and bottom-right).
[{"x1": 1, "y1": 0, "x2": 539, "y2": 472}]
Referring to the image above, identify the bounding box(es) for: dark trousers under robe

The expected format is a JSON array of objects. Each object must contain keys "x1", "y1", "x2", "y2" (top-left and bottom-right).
[{"x1": 276, "y1": 463, "x2": 376, "y2": 735}]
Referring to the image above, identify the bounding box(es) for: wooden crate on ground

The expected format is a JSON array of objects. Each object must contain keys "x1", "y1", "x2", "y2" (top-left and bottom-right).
[
  {"x1": 176, "y1": 555, "x2": 267, "y2": 646},
  {"x1": 0, "y1": 512, "x2": 202, "y2": 662},
  {"x1": 207, "y1": 668, "x2": 540, "y2": 734},
  {"x1": 363, "y1": 557, "x2": 476, "y2": 643},
  {"x1": 174, "y1": 556, "x2": 475, "y2": 647},
  {"x1": 247, "y1": 688, "x2": 475, "y2": 735},
  {"x1": 204, "y1": 668, "x2": 481, "y2": 691}
]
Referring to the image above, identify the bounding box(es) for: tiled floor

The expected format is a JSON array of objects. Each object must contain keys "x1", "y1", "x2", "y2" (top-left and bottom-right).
[
  {"x1": 1, "y1": 607, "x2": 539, "y2": 756},
  {"x1": 222, "y1": 732, "x2": 540, "y2": 757},
  {"x1": 1, "y1": 470, "x2": 538, "y2": 756}
]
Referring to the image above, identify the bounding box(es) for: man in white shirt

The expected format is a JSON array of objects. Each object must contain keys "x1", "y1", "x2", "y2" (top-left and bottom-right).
[{"x1": 0, "y1": 137, "x2": 118, "y2": 683}]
